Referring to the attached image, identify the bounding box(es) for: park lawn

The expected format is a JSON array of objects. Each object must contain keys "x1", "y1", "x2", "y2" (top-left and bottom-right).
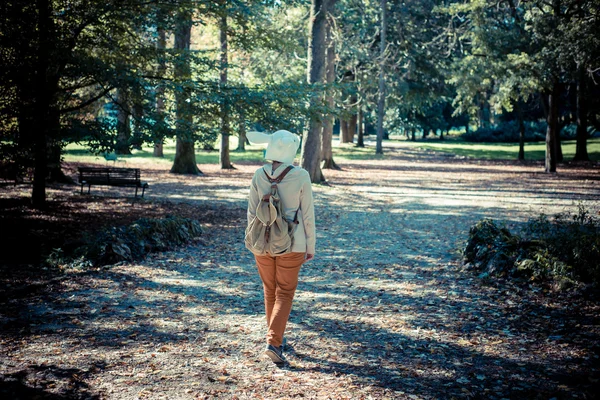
[
  {"x1": 63, "y1": 137, "x2": 600, "y2": 165},
  {"x1": 63, "y1": 138, "x2": 265, "y2": 166},
  {"x1": 410, "y1": 138, "x2": 600, "y2": 161}
]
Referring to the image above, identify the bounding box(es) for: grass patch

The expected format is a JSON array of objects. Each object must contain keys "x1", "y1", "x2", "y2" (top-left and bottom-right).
[
  {"x1": 410, "y1": 138, "x2": 600, "y2": 161},
  {"x1": 332, "y1": 143, "x2": 381, "y2": 160},
  {"x1": 63, "y1": 139, "x2": 265, "y2": 165},
  {"x1": 63, "y1": 137, "x2": 387, "y2": 165}
]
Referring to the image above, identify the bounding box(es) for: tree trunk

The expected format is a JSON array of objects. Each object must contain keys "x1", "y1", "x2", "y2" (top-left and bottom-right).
[
  {"x1": 17, "y1": 68, "x2": 36, "y2": 158},
  {"x1": 153, "y1": 141, "x2": 164, "y2": 157},
  {"x1": 48, "y1": 144, "x2": 72, "y2": 183},
  {"x1": 356, "y1": 104, "x2": 364, "y2": 147},
  {"x1": 376, "y1": 0, "x2": 387, "y2": 155},
  {"x1": 573, "y1": 67, "x2": 589, "y2": 161},
  {"x1": 556, "y1": 125, "x2": 563, "y2": 163},
  {"x1": 170, "y1": 8, "x2": 200, "y2": 175},
  {"x1": 340, "y1": 71, "x2": 356, "y2": 144},
  {"x1": 340, "y1": 120, "x2": 348, "y2": 143},
  {"x1": 552, "y1": 0, "x2": 563, "y2": 165},
  {"x1": 545, "y1": 83, "x2": 559, "y2": 173},
  {"x1": 236, "y1": 109, "x2": 247, "y2": 151},
  {"x1": 516, "y1": 101, "x2": 525, "y2": 161},
  {"x1": 219, "y1": 9, "x2": 233, "y2": 169},
  {"x1": 411, "y1": 127, "x2": 416, "y2": 141},
  {"x1": 31, "y1": 0, "x2": 51, "y2": 209},
  {"x1": 478, "y1": 94, "x2": 491, "y2": 129},
  {"x1": 302, "y1": 0, "x2": 334, "y2": 182},
  {"x1": 153, "y1": 24, "x2": 167, "y2": 158},
  {"x1": 321, "y1": 16, "x2": 338, "y2": 170},
  {"x1": 47, "y1": 110, "x2": 72, "y2": 183},
  {"x1": 115, "y1": 87, "x2": 131, "y2": 155},
  {"x1": 348, "y1": 103, "x2": 357, "y2": 143},
  {"x1": 131, "y1": 87, "x2": 144, "y2": 151}
]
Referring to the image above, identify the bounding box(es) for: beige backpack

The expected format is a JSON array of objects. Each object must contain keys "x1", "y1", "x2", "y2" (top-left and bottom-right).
[{"x1": 245, "y1": 166, "x2": 299, "y2": 256}]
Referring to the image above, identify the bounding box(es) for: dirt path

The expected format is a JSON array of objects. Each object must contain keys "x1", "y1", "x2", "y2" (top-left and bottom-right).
[{"x1": 1, "y1": 144, "x2": 599, "y2": 399}]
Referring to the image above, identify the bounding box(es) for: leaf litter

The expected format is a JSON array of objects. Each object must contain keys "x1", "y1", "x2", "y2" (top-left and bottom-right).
[{"x1": 0, "y1": 147, "x2": 599, "y2": 399}]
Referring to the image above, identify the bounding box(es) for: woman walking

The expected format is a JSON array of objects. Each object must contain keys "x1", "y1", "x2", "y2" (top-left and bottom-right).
[{"x1": 245, "y1": 130, "x2": 316, "y2": 364}]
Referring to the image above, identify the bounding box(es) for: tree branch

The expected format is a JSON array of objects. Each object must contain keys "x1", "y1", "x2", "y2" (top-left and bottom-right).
[
  {"x1": 59, "y1": 86, "x2": 113, "y2": 114},
  {"x1": 506, "y1": 0, "x2": 520, "y2": 22}
]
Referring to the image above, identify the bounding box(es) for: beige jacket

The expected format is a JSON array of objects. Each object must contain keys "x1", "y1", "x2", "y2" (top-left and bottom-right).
[{"x1": 247, "y1": 163, "x2": 316, "y2": 255}]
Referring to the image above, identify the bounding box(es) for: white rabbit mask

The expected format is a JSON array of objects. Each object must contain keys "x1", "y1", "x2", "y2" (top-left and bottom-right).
[{"x1": 246, "y1": 130, "x2": 301, "y2": 165}]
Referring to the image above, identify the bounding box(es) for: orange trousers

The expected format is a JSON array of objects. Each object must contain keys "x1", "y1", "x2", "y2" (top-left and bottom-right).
[{"x1": 254, "y1": 252, "x2": 306, "y2": 348}]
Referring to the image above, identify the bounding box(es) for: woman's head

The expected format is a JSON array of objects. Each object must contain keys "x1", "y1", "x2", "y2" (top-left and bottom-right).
[{"x1": 247, "y1": 130, "x2": 301, "y2": 164}]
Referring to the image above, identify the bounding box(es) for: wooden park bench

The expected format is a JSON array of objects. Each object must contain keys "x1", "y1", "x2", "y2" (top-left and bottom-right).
[{"x1": 78, "y1": 167, "x2": 149, "y2": 198}]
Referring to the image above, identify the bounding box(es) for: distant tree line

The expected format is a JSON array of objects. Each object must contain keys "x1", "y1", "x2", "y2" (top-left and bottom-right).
[{"x1": 1, "y1": 0, "x2": 599, "y2": 206}]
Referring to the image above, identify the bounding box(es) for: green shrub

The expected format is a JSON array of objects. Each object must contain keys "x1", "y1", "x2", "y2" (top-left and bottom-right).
[
  {"x1": 524, "y1": 206, "x2": 600, "y2": 284},
  {"x1": 72, "y1": 215, "x2": 203, "y2": 266},
  {"x1": 464, "y1": 207, "x2": 600, "y2": 289},
  {"x1": 462, "y1": 120, "x2": 546, "y2": 143}
]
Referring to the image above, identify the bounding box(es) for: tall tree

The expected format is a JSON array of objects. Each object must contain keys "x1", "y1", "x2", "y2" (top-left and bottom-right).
[
  {"x1": 170, "y1": 7, "x2": 201, "y2": 175},
  {"x1": 340, "y1": 70, "x2": 357, "y2": 144},
  {"x1": 153, "y1": 23, "x2": 167, "y2": 158},
  {"x1": 573, "y1": 66, "x2": 589, "y2": 161},
  {"x1": 219, "y1": 3, "x2": 234, "y2": 169},
  {"x1": 356, "y1": 101, "x2": 365, "y2": 147},
  {"x1": 31, "y1": 0, "x2": 52, "y2": 208},
  {"x1": 375, "y1": 0, "x2": 387, "y2": 155},
  {"x1": 302, "y1": 0, "x2": 335, "y2": 182},
  {"x1": 115, "y1": 87, "x2": 132, "y2": 155},
  {"x1": 321, "y1": 13, "x2": 339, "y2": 170},
  {"x1": 544, "y1": 82, "x2": 560, "y2": 173},
  {"x1": 236, "y1": 110, "x2": 247, "y2": 151}
]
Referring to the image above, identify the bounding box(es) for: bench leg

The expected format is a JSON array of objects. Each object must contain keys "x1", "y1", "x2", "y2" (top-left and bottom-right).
[
  {"x1": 135, "y1": 186, "x2": 139, "y2": 198},
  {"x1": 87, "y1": 184, "x2": 91, "y2": 194}
]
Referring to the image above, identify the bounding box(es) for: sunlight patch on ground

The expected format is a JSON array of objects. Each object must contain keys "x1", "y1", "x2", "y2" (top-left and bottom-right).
[
  {"x1": 151, "y1": 277, "x2": 204, "y2": 287},
  {"x1": 161, "y1": 192, "x2": 247, "y2": 203},
  {"x1": 294, "y1": 291, "x2": 351, "y2": 302}
]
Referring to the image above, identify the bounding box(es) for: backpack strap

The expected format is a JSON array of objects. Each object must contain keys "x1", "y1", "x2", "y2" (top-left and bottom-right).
[
  {"x1": 263, "y1": 165, "x2": 294, "y2": 184},
  {"x1": 262, "y1": 166, "x2": 294, "y2": 202},
  {"x1": 262, "y1": 166, "x2": 300, "y2": 225},
  {"x1": 291, "y1": 208, "x2": 300, "y2": 224}
]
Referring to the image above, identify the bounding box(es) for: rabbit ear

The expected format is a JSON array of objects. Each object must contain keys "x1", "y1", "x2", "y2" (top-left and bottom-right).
[
  {"x1": 279, "y1": 135, "x2": 296, "y2": 145},
  {"x1": 247, "y1": 131, "x2": 272, "y2": 145}
]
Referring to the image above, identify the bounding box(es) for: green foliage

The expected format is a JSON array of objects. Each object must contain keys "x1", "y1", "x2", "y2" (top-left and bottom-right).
[
  {"x1": 442, "y1": 0, "x2": 600, "y2": 145},
  {"x1": 524, "y1": 207, "x2": 600, "y2": 284},
  {"x1": 464, "y1": 207, "x2": 600, "y2": 290},
  {"x1": 334, "y1": 0, "x2": 463, "y2": 136}
]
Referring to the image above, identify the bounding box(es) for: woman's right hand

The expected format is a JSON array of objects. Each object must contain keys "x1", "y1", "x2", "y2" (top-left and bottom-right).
[{"x1": 305, "y1": 253, "x2": 314, "y2": 262}]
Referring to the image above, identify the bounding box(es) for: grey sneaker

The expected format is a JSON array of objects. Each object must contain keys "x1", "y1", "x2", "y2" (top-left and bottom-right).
[{"x1": 264, "y1": 344, "x2": 285, "y2": 364}]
